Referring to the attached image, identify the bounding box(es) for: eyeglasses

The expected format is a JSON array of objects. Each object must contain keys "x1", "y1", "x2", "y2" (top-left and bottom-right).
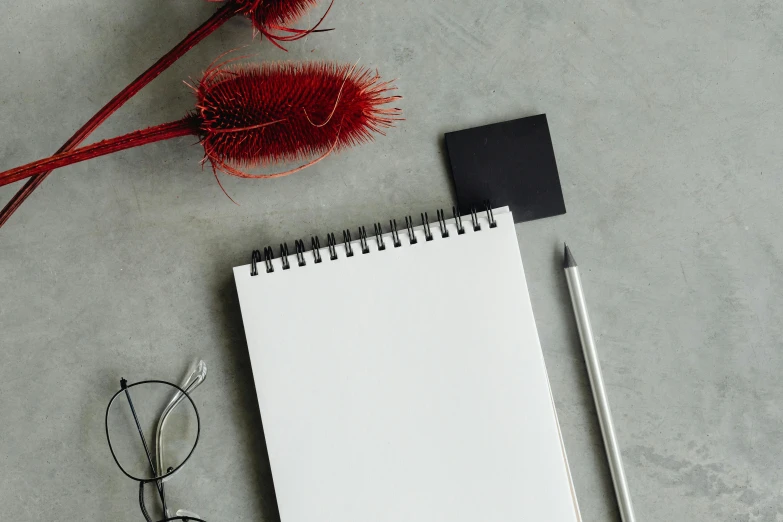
[{"x1": 105, "y1": 361, "x2": 207, "y2": 522}]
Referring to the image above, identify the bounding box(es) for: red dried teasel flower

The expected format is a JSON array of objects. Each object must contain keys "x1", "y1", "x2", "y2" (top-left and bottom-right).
[
  {"x1": 196, "y1": 60, "x2": 401, "y2": 177},
  {"x1": 217, "y1": 0, "x2": 333, "y2": 49},
  {"x1": 0, "y1": 60, "x2": 402, "y2": 189},
  {"x1": 0, "y1": 0, "x2": 332, "y2": 227}
]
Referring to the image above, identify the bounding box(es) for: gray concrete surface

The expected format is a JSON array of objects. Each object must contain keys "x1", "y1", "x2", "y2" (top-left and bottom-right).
[{"x1": 2, "y1": 0, "x2": 783, "y2": 520}]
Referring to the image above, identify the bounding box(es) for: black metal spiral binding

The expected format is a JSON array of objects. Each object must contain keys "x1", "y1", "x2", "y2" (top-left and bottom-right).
[
  {"x1": 373, "y1": 223, "x2": 386, "y2": 251},
  {"x1": 295, "y1": 240, "x2": 306, "y2": 267},
  {"x1": 390, "y1": 219, "x2": 401, "y2": 247},
  {"x1": 358, "y1": 226, "x2": 370, "y2": 254},
  {"x1": 280, "y1": 243, "x2": 290, "y2": 270},
  {"x1": 263, "y1": 247, "x2": 275, "y2": 273},
  {"x1": 250, "y1": 250, "x2": 262, "y2": 276},
  {"x1": 404, "y1": 216, "x2": 418, "y2": 245},
  {"x1": 421, "y1": 213, "x2": 433, "y2": 241},
  {"x1": 470, "y1": 207, "x2": 481, "y2": 231},
  {"x1": 484, "y1": 201, "x2": 497, "y2": 228},
  {"x1": 453, "y1": 206, "x2": 465, "y2": 235},
  {"x1": 436, "y1": 209, "x2": 449, "y2": 238},
  {"x1": 327, "y1": 233, "x2": 338, "y2": 260},
  {"x1": 311, "y1": 237, "x2": 322, "y2": 263},
  {"x1": 250, "y1": 205, "x2": 500, "y2": 275},
  {"x1": 342, "y1": 230, "x2": 354, "y2": 257}
]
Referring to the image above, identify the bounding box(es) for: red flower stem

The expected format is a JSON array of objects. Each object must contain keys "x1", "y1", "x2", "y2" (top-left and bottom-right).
[
  {"x1": 0, "y1": 3, "x2": 237, "y2": 228},
  {"x1": 0, "y1": 118, "x2": 201, "y2": 187}
]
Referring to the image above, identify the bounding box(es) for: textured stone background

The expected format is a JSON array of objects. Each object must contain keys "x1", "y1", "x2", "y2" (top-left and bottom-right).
[{"x1": 2, "y1": 0, "x2": 783, "y2": 520}]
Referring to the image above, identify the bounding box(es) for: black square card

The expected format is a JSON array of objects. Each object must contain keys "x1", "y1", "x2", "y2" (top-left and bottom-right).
[{"x1": 445, "y1": 114, "x2": 566, "y2": 223}]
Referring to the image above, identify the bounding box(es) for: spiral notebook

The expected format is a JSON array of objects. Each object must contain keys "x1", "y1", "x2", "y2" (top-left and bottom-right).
[{"x1": 233, "y1": 207, "x2": 581, "y2": 522}]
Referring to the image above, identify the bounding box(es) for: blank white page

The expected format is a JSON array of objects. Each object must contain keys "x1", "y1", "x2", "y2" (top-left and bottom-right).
[{"x1": 234, "y1": 208, "x2": 580, "y2": 522}]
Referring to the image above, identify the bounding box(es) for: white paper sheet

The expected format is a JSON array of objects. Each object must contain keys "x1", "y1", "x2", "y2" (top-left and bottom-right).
[{"x1": 234, "y1": 208, "x2": 580, "y2": 522}]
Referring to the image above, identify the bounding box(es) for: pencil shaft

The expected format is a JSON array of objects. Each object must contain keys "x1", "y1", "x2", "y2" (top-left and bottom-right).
[{"x1": 565, "y1": 266, "x2": 636, "y2": 522}]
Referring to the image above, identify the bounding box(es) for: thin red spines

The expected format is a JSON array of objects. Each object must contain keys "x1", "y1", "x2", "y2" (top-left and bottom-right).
[
  {"x1": 217, "y1": 0, "x2": 332, "y2": 49},
  {"x1": 195, "y1": 61, "x2": 402, "y2": 176},
  {"x1": 229, "y1": 0, "x2": 321, "y2": 28}
]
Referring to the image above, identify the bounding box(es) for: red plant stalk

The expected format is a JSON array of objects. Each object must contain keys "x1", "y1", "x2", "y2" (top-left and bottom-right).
[
  {"x1": 0, "y1": 61, "x2": 402, "y2": 189},
  {"x1": 0, "y1": 0, "x2": 332, "y2": 228}
]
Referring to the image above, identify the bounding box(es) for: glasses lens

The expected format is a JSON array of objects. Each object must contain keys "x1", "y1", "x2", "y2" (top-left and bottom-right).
[{"x1": 106, "y1": 381, "x2": 199, "y2": 481}]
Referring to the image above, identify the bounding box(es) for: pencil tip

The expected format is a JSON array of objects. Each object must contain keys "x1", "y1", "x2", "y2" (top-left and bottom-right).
[{"x1": 564, "y1": 243, "x2": 577, "y2": 268}]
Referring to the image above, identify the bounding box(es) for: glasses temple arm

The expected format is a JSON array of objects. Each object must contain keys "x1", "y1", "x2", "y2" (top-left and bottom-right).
[
  {"x1": 138, "y1": 482, "x2": 153, "y2": 522},
  {"x1": 155, "y1": 361, "x2": 207, "y2": 518}
]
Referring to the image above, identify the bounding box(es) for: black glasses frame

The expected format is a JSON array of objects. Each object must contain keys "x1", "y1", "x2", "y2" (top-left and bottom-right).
[{"x1": 105, "y1": 378, "x2": 205, "y2": 522}]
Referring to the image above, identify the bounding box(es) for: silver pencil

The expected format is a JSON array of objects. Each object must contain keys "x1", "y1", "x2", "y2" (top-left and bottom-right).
[{"x1": 564, "y1": 244, "x2": 636, "y2": 522}]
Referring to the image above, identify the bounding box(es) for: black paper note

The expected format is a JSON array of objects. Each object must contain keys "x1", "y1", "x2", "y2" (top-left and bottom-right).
[{"x1": 445, "y1": 114, "x2": 566, "y2": 223}]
